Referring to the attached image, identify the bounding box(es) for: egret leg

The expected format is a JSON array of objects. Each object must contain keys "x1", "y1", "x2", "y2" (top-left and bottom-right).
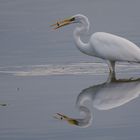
[{"x1": 107, "y1": 61, "x2": 116, "y2": 80}]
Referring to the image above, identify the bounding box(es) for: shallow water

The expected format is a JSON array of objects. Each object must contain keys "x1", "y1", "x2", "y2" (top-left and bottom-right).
[{"x1": 0, "y1": 0, "x2": 140, "y2": 140}]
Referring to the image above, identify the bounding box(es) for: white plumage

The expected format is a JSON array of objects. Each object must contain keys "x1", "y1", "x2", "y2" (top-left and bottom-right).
[
  {"x1": 51, "y1": 14, "x2": 140, "y2": 77},
  {"x1": 90, "y1": 32, "x2": 140, "y2": 62}
]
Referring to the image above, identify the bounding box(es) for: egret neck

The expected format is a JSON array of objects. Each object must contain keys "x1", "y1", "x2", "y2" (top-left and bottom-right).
[
  {"x1": 75, "y1": 105, "x2": 93, "y2": 128},
  {"x1": 73, "y1": 15, "x2": 93, "y2": 56}
]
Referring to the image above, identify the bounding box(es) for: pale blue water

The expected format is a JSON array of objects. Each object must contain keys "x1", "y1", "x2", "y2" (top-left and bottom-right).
[{"x1": 0, "y1": 0, "x2": 140, "y2": 140}]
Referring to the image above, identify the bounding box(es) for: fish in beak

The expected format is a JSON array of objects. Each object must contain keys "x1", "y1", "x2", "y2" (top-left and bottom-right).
[
  {"x1": 53, "y1": 113, "x2": 68, "y2": 120},
  {"x1": 51, "y1": 17, "x2": 75, "y2": 29},
  {"x1": 53, "y1": 113, "x2": 79, "y2": 126}
]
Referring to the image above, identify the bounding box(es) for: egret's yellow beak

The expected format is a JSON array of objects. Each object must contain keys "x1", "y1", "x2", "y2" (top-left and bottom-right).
[
  {"x1": 51, "y1": 17, "x2": 75, "y2": 29},
  {"x1": 53, "y1": 113, "x2": 79, "y2": 126}
]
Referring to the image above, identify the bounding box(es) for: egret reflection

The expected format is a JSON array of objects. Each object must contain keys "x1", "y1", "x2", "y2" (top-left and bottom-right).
[{"x1": 54, "y1": 76, "x2": 140, "y2": 128}]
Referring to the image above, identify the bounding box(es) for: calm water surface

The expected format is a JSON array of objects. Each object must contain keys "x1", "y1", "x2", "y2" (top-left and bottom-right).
[{"x1": 0, "y1": 0, "x2": 140, "y2": 140}]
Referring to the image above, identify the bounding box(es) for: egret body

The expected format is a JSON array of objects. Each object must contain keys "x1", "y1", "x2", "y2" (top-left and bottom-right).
[{"x1": 51, "y1": 14, "x2": 140, "y2": 77}]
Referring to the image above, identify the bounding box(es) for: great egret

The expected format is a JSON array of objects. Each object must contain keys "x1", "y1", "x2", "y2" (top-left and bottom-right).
[
  {"x1": 51, "y1": 14, "x2": 140, "y2": 77},
  {"x1": 54, "y1": 76, "x2": 140, "y2": 127}
]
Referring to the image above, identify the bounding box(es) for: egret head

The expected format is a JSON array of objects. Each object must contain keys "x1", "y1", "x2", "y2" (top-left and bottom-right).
[
  {"x1": 54, "y1": 113, "x2": 79, "y2": 126},
  {"x1": 51, "y1": 14, "x2": 89, "y2": 29}
]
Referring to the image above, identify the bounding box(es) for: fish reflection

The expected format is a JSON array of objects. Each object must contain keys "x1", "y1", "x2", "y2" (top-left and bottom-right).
[{"x1": 54, "y1": 76, "x2": 140, "y2": 128}]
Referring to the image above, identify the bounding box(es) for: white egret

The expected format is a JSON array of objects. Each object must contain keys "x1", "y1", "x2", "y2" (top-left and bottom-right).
[
  {"x1": 51, "y1": 14, "x2": 140, "y2": 77},
  {"x1": 54, "y1": 76, "x2": 140, "y2": 127}
]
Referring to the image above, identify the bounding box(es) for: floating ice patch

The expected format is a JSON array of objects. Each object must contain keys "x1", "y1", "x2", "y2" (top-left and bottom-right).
[{"x1": 0, "y1": 62, "x2": 140, "y2": 77}]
